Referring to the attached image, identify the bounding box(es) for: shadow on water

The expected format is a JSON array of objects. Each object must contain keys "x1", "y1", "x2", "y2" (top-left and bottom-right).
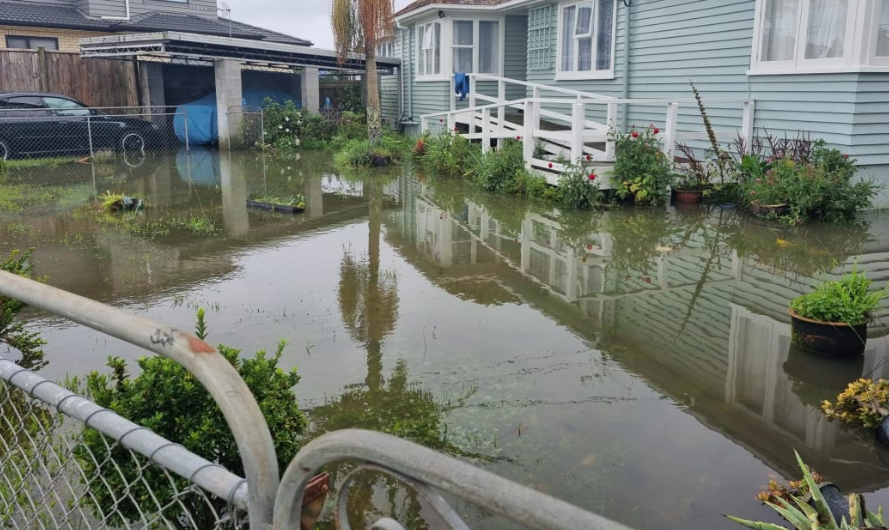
[{"x1": 5, "y1": 149, "x2": 889, "y2": 529}]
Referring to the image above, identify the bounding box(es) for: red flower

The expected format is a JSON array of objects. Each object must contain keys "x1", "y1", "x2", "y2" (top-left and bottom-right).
[
  {"x1": 586, "y1": 155, "x2": 591, "y2": 161},
  {"x1": 843, "y1": 154, "x2": 850, "y2": 159},
  {"x1": 631, "y1": 131, "x2": 639, "y2": 138},
  {"x1": 516, "y1": 136, "x2": 522, "y2": 141},
  {"x1": 439, "y1": 118, "x2": 444, "y2": 123},
  {"x1": 653, "y1": 128, "x2": 660, "y2": 134},
  {"x1": 586, "y1": 244, "x2": 593, "y2": 251},
  {"x1": 454, "y1": 127, "x2": 459, "y2": 132},
  {"x1": 548, "y1": 163, "x2": 553, "y2": 168},
  {"x1": 588, "y1": 174, "x2": 597, "y2": 181}
]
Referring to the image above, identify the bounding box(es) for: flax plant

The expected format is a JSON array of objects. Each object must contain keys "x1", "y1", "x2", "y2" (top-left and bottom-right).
[{"x1": 331, "y1": 0, "x2": 394, "y2": 145}]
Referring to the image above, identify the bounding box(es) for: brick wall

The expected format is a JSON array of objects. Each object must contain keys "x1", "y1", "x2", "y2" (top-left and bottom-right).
[{"x1": 0, "y1": 25, "x2": 108, "y2": 53}]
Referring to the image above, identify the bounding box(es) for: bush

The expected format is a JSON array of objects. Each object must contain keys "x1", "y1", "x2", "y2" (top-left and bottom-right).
[
  {"x1": 554, "y1": 163, "x2": 603, "y2": 210},
  {"x1": 612, "y1": 125, "x2": 675, "y2": 205},
  {"x1": 333, "y1": 133, "x2": 408, "y2": 168},
  {"x1": 261, "y1": 99, "x2": 366, "y2": 151},
  {"x1": 740, "y1": 140, "x2": 878, "y2": 224},
  {"x1": 420, "y1": 133, "x2": 480, "y2": 178},
  {"x1": 790, "y1": 266, "x2": 888, "y2": 324},
  {"x1": 71, "y1": 310, "x2": 306, "y2": 528}
]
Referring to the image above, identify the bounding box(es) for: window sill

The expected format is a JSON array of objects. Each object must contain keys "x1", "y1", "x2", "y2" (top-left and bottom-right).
[
  {"x1": 747, "y1": 65, "x2": 889, "y2": 75},
  {"x1": 554, "y1": 71, "x2": 615, "y2": 81}
]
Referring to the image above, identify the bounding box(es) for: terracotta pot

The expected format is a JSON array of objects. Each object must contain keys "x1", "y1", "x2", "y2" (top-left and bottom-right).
[
  {"x1": 675, "y1": 189, "x2": 703, "y2": 204},
  {"x1": 789, "y1": 308, "x2": 868, "y2": 358},
  {"x1": 750, "y1": 202, "x2": 790, "y2": 218}
]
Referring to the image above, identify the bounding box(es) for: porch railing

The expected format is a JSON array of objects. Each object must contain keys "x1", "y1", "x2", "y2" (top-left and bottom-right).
[
  {"x1": 0, "y1": 269, "x2": 637, "y2": 530},
  {"x1": 422, "y1": 73, "x2": 754, "y2": 185}
]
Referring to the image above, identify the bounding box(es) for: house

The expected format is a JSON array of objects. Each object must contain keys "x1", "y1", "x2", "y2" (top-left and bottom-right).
[{"x1": 387, "y1": 0, "x2": 889, "y2": 194}]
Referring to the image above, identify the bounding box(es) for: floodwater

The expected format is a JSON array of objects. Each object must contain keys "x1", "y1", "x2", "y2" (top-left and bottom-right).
[{"x1": 3, "y1": 149, "x2": 889, "y2": 530}]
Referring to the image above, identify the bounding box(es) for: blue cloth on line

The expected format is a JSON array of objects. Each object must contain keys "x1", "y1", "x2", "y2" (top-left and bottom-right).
[{"x1": 454, "y1": 73, "x2": 469, "y2": 101}]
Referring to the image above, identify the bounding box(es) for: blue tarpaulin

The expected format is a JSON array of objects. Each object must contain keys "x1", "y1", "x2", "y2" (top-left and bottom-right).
[{"x1": 173, "y1": 90, "x2": 301, "y2": 145}]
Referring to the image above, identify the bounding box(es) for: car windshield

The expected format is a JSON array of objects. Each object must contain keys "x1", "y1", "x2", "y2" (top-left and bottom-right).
[{"x1": 43, "y1": 97, "x2": 92, "y2": 117}]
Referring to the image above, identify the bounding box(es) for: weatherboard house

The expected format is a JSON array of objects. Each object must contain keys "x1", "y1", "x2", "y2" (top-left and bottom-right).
[{"x1": 382, "y1": 0, "x2": 889, "y2": 195}]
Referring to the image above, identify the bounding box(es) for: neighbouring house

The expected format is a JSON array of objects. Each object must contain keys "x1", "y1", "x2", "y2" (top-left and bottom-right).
[
  {"x1": 388, "y1": 0, "x2": 889, "y2": 194},
  {"x1": 0, "y1": 0, "x2": 400, "y2": 148}
]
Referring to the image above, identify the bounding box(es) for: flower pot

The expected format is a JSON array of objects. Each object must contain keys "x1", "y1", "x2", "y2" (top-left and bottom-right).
[
  {"x1": 789, "y1": 308, "x2": 868, "y2": 358},
  {"x1": 805, "y1": 483, "x2": 850, "y2": 526},
  {"x1": 750, "y1": 202, "x2": 790, "y2": 218},
  {"x1": 675, "y1": 189, "x2": 703, "y2": 204}
]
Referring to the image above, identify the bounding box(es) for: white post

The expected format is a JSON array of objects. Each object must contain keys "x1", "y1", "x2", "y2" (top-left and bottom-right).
[
  {"x1": 421, "y1": 116, "x2": 428, "y2": 134},
  {"x1": 532, "y1": 87, "x2": 541, "y2": 128},
  {"x1": 482, "y1": 108, "x2": 491, "y2": 154},
  {"x1": 605, "y1": 102, "x2": 617, "y2": 161},
  {"x1": 571, "y1": 101, "x2": 585, "y2": 163},
  {"x1": 450, "y1": 73, "x2": 457, "y2": 113},
  {"x1": 497, "y1": 79, "x2": 506, "y2": 145},
  {"x1": 741, "y1": 100, "x2": 756, "y2": 154},
  {"x1": 523, "y1": 100, "x2": 535, "y2": 169},
  {"x1": 663, "y1": 102, "x2": 679, "y2": 162},
  {"x1": 447, "y1": 113, "x2": 456, "y2": 135}
]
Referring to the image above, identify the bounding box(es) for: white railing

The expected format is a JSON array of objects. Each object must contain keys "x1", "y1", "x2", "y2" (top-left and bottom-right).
[{"x1": 421, "y1": 74, "x2": 755, "y2": 185}]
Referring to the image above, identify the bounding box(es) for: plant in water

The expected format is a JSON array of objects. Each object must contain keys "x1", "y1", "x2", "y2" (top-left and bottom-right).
[
  {"x1": 334, "y1": 133, "x2": 407, "y2": 168},
  {"x1": 554, "y1": 161, "x2": 603, "y2": 210},
  {"x1": 170, "y1": 215, "x2": 217, "y2": 235},
  {"x1": 729, "y1": 452, "x2": 887, "y2": 530},
  {"x1": 254, "y1": 194, "x2": 306, "y2": 208},
  {"x1": 756, "y1": 468, "x2": 825, "y2": 505},
  {"x1": 611, "y1": 124, "x2": 675, "y2": 205},
  {"x1": 421, "y1": 132, "x2": 479, "y2": 178},
  {"x1": 69, "y1": 309, "x2": 307, "y2": 529},
  {"x1": 822, "y1": 378, "x2": 889, "y2": 430},
  {"x1": 0, "y1": 250, "x2": 45, "y2": 370},
  {"x1": 790, "y1": 266, "x2": 888, "y2": 325}
]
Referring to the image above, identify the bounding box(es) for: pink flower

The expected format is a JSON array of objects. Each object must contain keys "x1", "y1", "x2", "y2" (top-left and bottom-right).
[
  {"x1": 650, "y1": 123, "x2": 655, "y2": 128},
  {"x1": 548, "y1": 163, "x2": 553, "y2": 169},
  {"x1": 588, "y1": 174, "x2": 597, "y2": 181},
  {"x1": 631, "y1": 132, "x2": 639, "y2": 139},
  {"x1": 843, "y1": 154, "x2": 850, "y2": 159},
  {"x1": 516, "y1": 136, "x2": 522, "y2": 140},
  {"x1": 654, "y1": 128, "x2": 660, "y2": 134},
  {"x1": 766, "y1": 170, "x2": 773, "y2": 176},
  {"x1": 586, "y1": 155, "x2": 591, "y2": 161}
]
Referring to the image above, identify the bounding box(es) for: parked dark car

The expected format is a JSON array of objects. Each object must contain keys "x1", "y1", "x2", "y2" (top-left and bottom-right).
[{"x1": 0, "y1": 93, "x2": 161, "y2": 160}]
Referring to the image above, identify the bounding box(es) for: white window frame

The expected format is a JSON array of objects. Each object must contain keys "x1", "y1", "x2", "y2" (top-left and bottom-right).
[
  {"x1": 555, "y1": 0, "x2": 617, "y2": 81},
  {"x1": 750, "y1": 0, "x2": 889, "y2": 74},
  {"x1": 416, "y1": 20, "x2": 443, "y2": 81},
  {"x1": 450, "y1": 18, "x2": 504, "y2": 76}
]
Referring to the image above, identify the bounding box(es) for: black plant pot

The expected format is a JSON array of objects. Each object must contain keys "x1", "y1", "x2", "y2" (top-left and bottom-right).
[
  {"x1": 807, "y1": 483, "x2": 849, "y2": 526},
  {"x1": 789, "y1": 309, "x2": 868, "y2": 358},
  {"x1": 372, "y1": 155, "x2": 390, "y2": 167}
]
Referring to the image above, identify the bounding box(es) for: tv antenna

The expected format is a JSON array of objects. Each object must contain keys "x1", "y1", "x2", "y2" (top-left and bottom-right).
[{"x1": 218, "y1": 2, "x2": 232, "y2": 37}]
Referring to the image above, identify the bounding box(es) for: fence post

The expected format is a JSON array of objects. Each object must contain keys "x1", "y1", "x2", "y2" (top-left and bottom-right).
[
  {"x1": 482, "y1": 108, "x2": 491, "y2": 154},
  {"x1": 87, "y1": 115, "x2": 94, "y2": 158},
  {"x1": 497, "y1": 79, "x2": 506, "y2": 146},
  {"x1": 260, "y1": 109, "x2": 265, "y2": 149},
  {"x1": 741, "y1": 100, "x2": 755, "y2": 154},
  {"x1": 421, "y1": 116, "x2": 428, "y2": 134},
  {"x1": 447, "y1": 112, "x2": 456, "y2": 135},
  {"x1": 523, "y1": 100, "x2": 534, "y2": 169},
  {"x1": 571, "y1": 101, "x2": 584, "y2": 162},
  {"x1": 663, "y1": 102, "x2": 679, "y2": 162},
  {"x1": 184, "y1": 108, "x2": 190, "y2": 152},
  {"x1": 605, "y1": 102, "x2": 617, "y2": 161}
]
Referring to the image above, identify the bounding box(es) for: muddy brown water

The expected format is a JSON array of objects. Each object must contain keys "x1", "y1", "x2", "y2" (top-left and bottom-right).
[{"x1": 3, "y1": 149, "x2": 889, "y2": 529}]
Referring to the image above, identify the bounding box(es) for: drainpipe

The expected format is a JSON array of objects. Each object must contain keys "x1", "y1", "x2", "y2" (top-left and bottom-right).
[
  {"x1": 101, "y1": 0, "x2": 131, "y2": 20},
  {"x1": 396, "y1": 19, "x2": 413, "y2": 122},
  {"x1": 619, "y1": 2, "x2": 631, "y2": 134}
]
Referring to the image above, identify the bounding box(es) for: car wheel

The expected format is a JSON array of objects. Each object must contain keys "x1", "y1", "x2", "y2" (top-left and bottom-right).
[
  {"x1": 0, "y1": 139, "x2": 9, "y2": 161},
  {"x1": 120, "y1": 131, "x2": 146, "y2": 154}
]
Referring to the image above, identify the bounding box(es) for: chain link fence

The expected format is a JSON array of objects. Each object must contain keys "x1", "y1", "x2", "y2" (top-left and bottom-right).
[
  {"x1": 0, "y1": 360, "x2": 249, "y2": 530},
  {"x1": 228, "y1": 106, "x2": 265, "y2": 151}
]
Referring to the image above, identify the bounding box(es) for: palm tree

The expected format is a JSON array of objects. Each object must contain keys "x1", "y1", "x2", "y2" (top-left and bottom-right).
[{"x1": 331, "y1": 0, "x2": 394, "y2": 145}]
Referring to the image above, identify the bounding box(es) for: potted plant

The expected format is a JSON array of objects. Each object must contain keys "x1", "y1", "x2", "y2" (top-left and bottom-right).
[
  {"x1": 674, "y1": 143, "x2": 713, "y2": 205},
  {"x1": 788, "y1": 266, "x2": 888, "y2": 358}
]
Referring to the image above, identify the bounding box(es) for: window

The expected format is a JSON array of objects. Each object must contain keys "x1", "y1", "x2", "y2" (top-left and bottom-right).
[
  {"x1": 43, "y1": 97, "x2": 92, "y2": 117},
  {"x1": 0, "y1": 97, "x2": 49, "y2": 118},
  {"x1": 377, "y1": 41, "x2": 394, "y2": 58},
  {"x1": 528, "y1": 6, "x2": 554, "y2": 70},
  {"x1": 878, "y1": 0, "x2": 889, "y2": 57},
  {"x1": 753, "y1": 0, "x2": 853, "y2": 71},
  {"x1": 5, "y1": 36, "x2": 59, "y2": 51},
  {"x1": 417, "y1": 21, "x2": 441, "y2": 78},
  {"x1": 451, "y1": 20, "x2": 500, "y2": 74},
  {"x1": 557, "y1": 0, "x2": 615, "y2": 79}
]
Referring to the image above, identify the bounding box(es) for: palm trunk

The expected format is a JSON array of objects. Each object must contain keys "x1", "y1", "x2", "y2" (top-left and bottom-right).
[{"x1": 365, "y1": 43, "x2": 383, "y2": 146}]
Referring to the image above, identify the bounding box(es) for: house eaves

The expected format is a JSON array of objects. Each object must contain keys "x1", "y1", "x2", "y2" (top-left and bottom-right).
[{"x1": 394, "y1": 0, "x2": 548, "y2": 23}]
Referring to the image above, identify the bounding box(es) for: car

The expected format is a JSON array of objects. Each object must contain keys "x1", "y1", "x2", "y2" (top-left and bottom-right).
[{"x1": 0, "y1": 93, "x2": 161, "y2": 160}]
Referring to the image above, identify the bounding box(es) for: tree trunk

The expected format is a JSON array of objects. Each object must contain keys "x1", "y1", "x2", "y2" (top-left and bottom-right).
[{"x1": 365, "y1": 44, "x2": 383, "y2": 146}]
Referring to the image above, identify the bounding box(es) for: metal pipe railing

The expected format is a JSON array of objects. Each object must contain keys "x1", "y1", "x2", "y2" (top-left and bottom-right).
[{"x1": 0, "y1": 271, "x2": 278, "y2": 530}]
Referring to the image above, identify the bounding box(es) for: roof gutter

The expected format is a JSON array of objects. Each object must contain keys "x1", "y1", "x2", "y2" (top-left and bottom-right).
[
  {"x1": 394, "y1": 0, "x2": 548, "y2": 24},
  {"x1": 101, "y1": 0, "x2": 130, "y2": 21}
]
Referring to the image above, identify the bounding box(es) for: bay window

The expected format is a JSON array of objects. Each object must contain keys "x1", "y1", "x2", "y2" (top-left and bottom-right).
[
  {"x1": 752, "y1": 0, "x2": 889, "y2": 72},
  {"x1": 557, "y1": 0, "x2": 616, "y2": 79},
  {"x1": 417, "y1": 21, "x2": 441, "y2": 79},
  {"x1": 451, "y1": 20, "x2": 501, "y2": 74}
]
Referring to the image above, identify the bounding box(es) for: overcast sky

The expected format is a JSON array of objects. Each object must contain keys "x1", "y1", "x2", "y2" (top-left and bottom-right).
[{"x1": 226, "y1": 0, "x2": 414, "y2": 49}]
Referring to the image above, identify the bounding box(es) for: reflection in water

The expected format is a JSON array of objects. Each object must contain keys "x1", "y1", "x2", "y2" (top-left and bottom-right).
[{"x1": 4, "y1": 151, "x2": 889, "y2": 529}]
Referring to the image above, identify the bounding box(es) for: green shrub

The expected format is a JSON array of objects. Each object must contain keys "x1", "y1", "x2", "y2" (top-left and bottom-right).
[
  {"x1": 554, "y1": 163, "x2": 603, "y2": 210},
  {"x1": 333, "y1": 133, "x2": 407, "y2": 168},
  {"x1": 790, "y1": 266, "x2": 888, "y2": 324},
  {"x1": 261, "y1": 98, "x2": 305, "y2": 150},
  {"x1": 420, "y1": 133, "x2": 480, "y2": 178},
  {"x1": 740, "y1": 140, "x2": 878, "y2": 224},
  {"x1": 71, "y1": 310, "x2": 306, "y2": 529},
  {"x1": 474, "y1": 140, "x2": 526, "y2": 192},
  {"x1": 261, "y1": 99, "x2": 367, "y2": 151},
  {"x1": 612, "y1": 125, "x2": 676, "y2": 205}
]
